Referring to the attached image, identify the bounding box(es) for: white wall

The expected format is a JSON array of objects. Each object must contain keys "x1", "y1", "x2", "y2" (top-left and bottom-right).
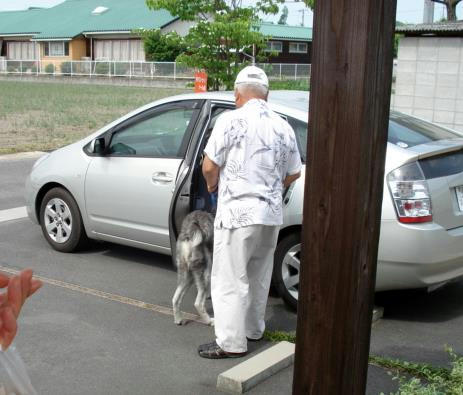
[
  {"x1": 393, "y1": 36, "x2": 463, "y2": 133},
  {"x1": 161, "y1": 20, "x2": 195, "y2": 37}
]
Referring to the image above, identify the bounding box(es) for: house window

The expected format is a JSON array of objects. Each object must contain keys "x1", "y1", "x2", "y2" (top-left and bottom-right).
[
  {"x1": 94, "y1": 39, "x2": 145, "y2": 61},
  {"x1": 44, "y1": 41, "x2": 69, "y2": 57},
  {"x1": 7, "y1": 42, "x2": 37, "y2": 60},
  {"x1": 265, "y1": 41, "x2": 283, "y2": 53},
  {"x1": 289, "y1": 42, "x2": 307, "y2": 53}
]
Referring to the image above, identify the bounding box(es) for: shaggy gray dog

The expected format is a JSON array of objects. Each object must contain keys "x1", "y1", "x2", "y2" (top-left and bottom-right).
[{"x1": 173, "y1": 210, "x2": 214, "y2": 326}]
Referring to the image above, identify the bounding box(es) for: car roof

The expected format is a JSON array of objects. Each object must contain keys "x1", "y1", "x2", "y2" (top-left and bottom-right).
[{"x1": 159, "y1": 90, "x2": 310, "y2": 121}]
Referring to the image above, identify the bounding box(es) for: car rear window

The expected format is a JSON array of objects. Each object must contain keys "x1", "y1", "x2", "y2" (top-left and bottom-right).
[
  {"x1": 419, "y1": 149, "x2": 463, "y2": 179},
  {"x1": 388, "y1": 113, "x2": 462, "y2": 149}
]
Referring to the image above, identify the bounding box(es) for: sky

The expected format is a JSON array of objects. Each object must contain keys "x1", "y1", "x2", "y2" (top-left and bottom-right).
[{"x1": 0, "y1": 0, "x2": 461, "y2": 26}]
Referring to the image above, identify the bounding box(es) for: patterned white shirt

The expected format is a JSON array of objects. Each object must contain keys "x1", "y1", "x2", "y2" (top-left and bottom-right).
[{"x1": 204, "y1": 99, "x2": 302, "y2": 229}]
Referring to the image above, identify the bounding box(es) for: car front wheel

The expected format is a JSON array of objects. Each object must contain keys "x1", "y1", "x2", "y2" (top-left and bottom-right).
[
  {"x1": 273, "y1": 233, "x2": 301, "y2": 310},
  {"x1": 39, "y1": 187, "x2": 87, "y2": 252}
]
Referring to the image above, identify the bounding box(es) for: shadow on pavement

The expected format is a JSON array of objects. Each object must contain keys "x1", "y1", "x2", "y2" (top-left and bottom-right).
[
  {"x1": 375, "y1": 280, "x2": 463, "y2": 323},
  {"x1": 77, "y1": 240, "x2": 175, "y2": 272}
]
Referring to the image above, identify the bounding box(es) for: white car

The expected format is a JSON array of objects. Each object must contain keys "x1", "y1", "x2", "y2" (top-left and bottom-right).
[{"x1": 26, "y1": 91, "x2": 463, "y2": 309}]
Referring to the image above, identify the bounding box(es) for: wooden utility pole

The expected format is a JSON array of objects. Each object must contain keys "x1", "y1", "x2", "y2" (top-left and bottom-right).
[{"x1": 293, "y1": 1, "x2": 397, "y2": 394}]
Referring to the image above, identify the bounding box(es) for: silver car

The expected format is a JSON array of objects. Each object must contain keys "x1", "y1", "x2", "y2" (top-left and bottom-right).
[{"x1": 25, "y1": 91, "x2": 463, "y2": 309}]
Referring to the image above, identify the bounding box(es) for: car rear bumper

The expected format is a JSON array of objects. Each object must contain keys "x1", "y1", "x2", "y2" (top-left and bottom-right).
[{"x1": 376, "y1": 220, "x2": 463, "y2": 290}]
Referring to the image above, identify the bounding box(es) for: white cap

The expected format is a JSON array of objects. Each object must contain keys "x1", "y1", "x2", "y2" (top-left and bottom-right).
[{"x1": 234, "y1": 66, "x2": 269, "y2": 88}]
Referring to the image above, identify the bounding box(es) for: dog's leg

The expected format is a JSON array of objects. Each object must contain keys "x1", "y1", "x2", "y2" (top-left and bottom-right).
[
  {"x1": 173, "y1": 269, "x2": 192, "y2": 325},
  {"x1": 192, "y1": 271, "x2": 214, "y2": 326}
]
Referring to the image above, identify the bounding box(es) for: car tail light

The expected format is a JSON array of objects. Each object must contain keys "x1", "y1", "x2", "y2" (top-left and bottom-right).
[{"x1": 387, "y1": 162, "x2": 433, "y2": 224}]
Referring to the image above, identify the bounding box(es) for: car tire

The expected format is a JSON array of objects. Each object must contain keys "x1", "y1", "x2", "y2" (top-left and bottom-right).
[
  {"x1": 39, "y1": 187, "x2": 88, "y2": 252},
  {"x1": 273, "y1": 233, "x2": 301, "y2": 311}
]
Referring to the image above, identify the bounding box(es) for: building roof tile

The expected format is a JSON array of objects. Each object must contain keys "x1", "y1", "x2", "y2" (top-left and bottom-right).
[
  {"x1": 0, "y1": 0, "x2": 177, "y2": 39},
  {"x1": 396, "y1": 21, "x2": 463, "y2": 35},
  {"x1": 0, "y1": 2, "x2": 313, "y2": 42},
  {"x1": 257, "y1": 22, "x2": 312, "y2": 41}
]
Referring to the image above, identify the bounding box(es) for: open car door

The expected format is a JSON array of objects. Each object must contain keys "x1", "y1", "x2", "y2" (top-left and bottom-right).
[{"x1": 168, "y1": 100, "x2": 212, "y2": 260}]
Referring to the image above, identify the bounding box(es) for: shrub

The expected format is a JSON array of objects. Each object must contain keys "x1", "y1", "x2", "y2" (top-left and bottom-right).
[
  {"x1": 20, "y1": 63, "x2": 29, "y2": 73},
  {"x1": 112, "y1": 62, "x2": 129, "y2": 76},
  {"x1": 31, "y1": 65, "x2": 38, "y2": 73},
  {"x1": 137, "y1": 28, "x2": 186, "y2": 62},
  {"x1": 94, "y1": 61, "x2": 110, "y2": 75},
  {"x1": 7, "y1": 65, "x2": 18, "y2": 73},
  {"x1": 44, "y1": 63, "x2": 55, "y2": 74},
  {"x1": 60, "y1": 61, "x2": 72, "y2": 75}
]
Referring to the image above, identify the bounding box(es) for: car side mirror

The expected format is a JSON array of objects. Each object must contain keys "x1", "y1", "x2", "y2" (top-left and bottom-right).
[{"x1": 91, "y1": 137, "x2": 107, "y2": 155}]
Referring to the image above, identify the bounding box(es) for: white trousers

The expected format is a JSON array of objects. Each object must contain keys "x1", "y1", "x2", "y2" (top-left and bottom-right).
[{"x1": 211, "y1": 225, "x2": 279, "y2": 353}]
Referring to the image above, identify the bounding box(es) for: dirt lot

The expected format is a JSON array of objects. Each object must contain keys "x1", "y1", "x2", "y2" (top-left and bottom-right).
[{"x1": 0, "y1": 80, "x2": 188, "y2": 154}]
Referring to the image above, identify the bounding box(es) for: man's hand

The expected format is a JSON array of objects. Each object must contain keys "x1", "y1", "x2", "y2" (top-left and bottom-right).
[
  {"x1": 283, "y1": 172, "x2": 301, "y2": 188},
  {"x1": 202, "y1": 155, "x2": 220, "y2": 193},
  {"x1": 0, "y1": 269, "x2": 42, "y2": 350}
]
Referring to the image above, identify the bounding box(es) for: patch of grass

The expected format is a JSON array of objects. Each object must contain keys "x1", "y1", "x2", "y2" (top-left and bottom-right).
[
  {"x1": 263, "y1": 330, "x2": 296, "y2": 343},
  {"x1": 369, "y1": 355, "x2": 451, "y2": 383},
  {"x1": 269, "y1": 79, "x2": 310, "y2": 91},
  {"x1": 0, "y1": 80, "x2": 189, "y2": 154}
]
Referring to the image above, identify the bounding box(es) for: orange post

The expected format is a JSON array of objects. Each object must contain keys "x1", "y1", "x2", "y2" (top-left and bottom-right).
[{"x1": 194, "y1": 71, "x2": 207, "y2": 92}]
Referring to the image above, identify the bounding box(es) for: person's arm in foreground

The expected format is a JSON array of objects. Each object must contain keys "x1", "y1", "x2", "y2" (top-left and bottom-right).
[
  {"x1": 202, "y1": 155, "x2": 220, "y2": 193},
  {"x1": 0, "y1": 269, "x2": 42, "y2": 350}
]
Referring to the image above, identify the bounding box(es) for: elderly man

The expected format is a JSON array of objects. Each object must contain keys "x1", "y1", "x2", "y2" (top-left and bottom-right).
[{"x1": 199, "y1": 66, "x2": 302, "y2": 359}]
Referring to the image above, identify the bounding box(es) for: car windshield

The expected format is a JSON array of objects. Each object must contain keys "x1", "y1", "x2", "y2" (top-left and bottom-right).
[{"x1": 388, "y1": 112, "x2": 462, "y2": 149}]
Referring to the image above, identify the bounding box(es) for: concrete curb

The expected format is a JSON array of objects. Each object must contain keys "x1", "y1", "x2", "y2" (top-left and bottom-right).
[
  {"x1": 373, "y1": 306, "x2": 384, "y2": 324},
  {"x1": 0, "y1": 151, "x2": 45, "y2": 161},
  {"x1": 216, "y1": 308, "x2": 383, "y2": 394},
  {"x1": 217, "y1": 341, "x2": 295, "y2": 394}
]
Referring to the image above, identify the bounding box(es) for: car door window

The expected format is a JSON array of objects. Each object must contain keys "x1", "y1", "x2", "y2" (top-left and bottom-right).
[
  {"x1": 287, "y1": 117, "x2": 307, "y2": 163},
  {"x1": 108, "y1": 106, "x2": 198, "y2": 158}
]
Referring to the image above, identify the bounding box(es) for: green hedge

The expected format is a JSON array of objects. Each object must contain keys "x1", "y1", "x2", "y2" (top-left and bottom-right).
[
  {"x1": 44, "y1": 64, "x2": 55, "y2": 74},
  {"x1": 60, "y1": 62, "x2": 72, "y2": 75},
  {"x1": 269, "y1": 79, "x2": 310, "y2": 91}
]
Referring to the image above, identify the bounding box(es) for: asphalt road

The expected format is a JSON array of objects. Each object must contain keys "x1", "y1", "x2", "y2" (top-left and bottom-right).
[{"x1": 1, "y1": 153, "x2": 462, "y2": 394}]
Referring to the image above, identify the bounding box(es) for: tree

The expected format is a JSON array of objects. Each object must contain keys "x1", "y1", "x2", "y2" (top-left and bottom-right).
[
  {"x1": 145, "y1": 0, "x2": 283, "y2": 90},
  {"x1": 430, "y1": 0, "x2": 461, "y2": 21},
  {"x1": 302, "y1": 0, "x2": 314, "y2": 9},
  {"x1": 137, "y1": 29, "x2": 186, "y2": 62}
]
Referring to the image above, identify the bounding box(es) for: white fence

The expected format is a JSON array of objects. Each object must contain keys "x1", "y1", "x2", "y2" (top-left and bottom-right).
[
  {"x1": 256, "y1": 63, "x2": 311, "y2": 81},
  {"x1": 0, "y1": 59, "x2": 311, "y2": 81}
]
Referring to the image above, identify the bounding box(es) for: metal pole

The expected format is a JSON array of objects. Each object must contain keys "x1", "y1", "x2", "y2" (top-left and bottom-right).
[
  {"x1": 292, "y1": 0, "x2": 397, "y2": 392},
  {"x1": 279, "y1": 63, "x2": 282, "y2": 80},
  {"x1": 174, "y1": 62, "x2": 176, "y2": 80},
  {"x1": 423, "y1": 0, "x2": 434, "y2": 23},
  {"x1": 36, "y1": 42, "x2": 39, "y2": 76},
  {"x1": 294, "y1": 64, "x2": 297, "y2": 80}
]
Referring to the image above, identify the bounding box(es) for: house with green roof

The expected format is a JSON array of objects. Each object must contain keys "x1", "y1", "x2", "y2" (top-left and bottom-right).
[
  {"x1": 0, "y1": 0, "x2": 312, "y2": 69},
  {"x1": 258, "y1": 22, "x2": 313, "y2": 64},
  {"x1": 0, "y1": 0, "x2": 191, "y2": 69}
]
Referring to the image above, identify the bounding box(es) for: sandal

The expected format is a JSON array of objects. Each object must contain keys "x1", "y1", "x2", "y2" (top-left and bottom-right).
[
  {"x1": 198, "y1": 341, "x2": 247, "y2": 359},
  {"x1": 246, "y1": 336, "x2": 263, "y2": 342}
]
